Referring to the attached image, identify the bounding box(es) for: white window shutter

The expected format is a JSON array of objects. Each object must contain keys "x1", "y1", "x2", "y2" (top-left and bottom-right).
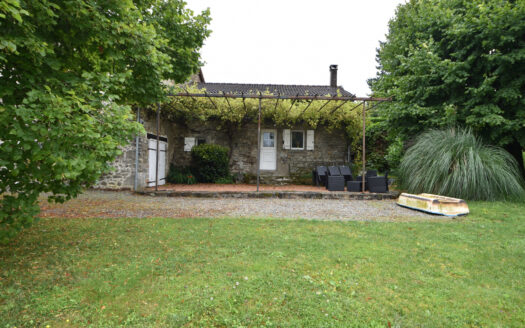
[
  {"x1": 283, "y1": 129, "x2": 291, "y2": 149},
  {"x1": 184, "y1": 137, "x2": 195, "y2": 151},
  {"x1": 307, "y1": 130, "x2": 314, "y2": 150}
]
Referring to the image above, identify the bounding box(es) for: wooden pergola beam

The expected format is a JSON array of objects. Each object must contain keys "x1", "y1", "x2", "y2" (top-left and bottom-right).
[{"x1": 171, "y1": 92, "x2": 390, "y2": 102}]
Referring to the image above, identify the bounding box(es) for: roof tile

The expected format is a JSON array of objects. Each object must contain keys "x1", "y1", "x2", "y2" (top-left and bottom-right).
[{"x1": 192, "y1": 82, "x2": 354, "y2": 98}]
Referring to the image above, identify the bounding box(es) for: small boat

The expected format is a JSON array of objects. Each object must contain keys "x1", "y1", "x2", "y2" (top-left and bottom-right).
[{"x1": 396, "y1": 193, "x2": 469, "y2": 217}]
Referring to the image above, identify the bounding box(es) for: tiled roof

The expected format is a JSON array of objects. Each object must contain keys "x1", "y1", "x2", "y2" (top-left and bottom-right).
[{"x1": 191, "y1": 82, "x2": 354, "y2": 98}]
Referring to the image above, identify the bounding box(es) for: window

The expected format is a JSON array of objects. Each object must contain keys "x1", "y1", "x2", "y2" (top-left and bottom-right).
[
  {"x1": 197, "y1": 137, "x2": 206, "y2": 145},
  {"x1": 263, "y1": 132, "x2": 275, "y2": 147},
  {"x1": 291, "y1": 131, "x2": 304, "y2": 150}
]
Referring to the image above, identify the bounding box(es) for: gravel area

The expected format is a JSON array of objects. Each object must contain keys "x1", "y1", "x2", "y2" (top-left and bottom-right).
[{"x1": 39, "y1": 190, "x2": 436, "y2": 221}]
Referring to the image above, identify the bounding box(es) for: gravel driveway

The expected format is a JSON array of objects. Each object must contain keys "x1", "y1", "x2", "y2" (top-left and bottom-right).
[{"x1": 39, "y1": 190, "x2": 435, "y2": 221}]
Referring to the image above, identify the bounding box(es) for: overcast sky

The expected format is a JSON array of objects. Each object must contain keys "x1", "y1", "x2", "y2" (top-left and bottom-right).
[{"x1": 185, "y1": 0, "x2": 405, "y2": 96}]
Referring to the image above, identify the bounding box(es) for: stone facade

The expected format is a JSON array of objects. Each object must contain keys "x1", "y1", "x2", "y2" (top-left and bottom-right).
[
  {"x1": 165, "y1": 120, "x2": 350, "y2": 184},
  {"x1": 94, "y1": 131, "x2": 150, "y2": 190},
  {"x1": 96, "y1": 109, "x2": 351, "y2": 189}
]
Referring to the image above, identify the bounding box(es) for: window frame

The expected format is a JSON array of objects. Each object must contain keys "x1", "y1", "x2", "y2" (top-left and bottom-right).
[
  {"x1": 290, "y1": 130, "x2": 305, "y2": 150},
  {"x1": 196, "y1": 137, "x2": 206, "y2": 145}
]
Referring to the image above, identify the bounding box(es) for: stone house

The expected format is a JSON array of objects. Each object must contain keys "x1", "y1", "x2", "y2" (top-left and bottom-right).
[{"x1": 95, "y1": 65, "x2": 355, "y2": 189}]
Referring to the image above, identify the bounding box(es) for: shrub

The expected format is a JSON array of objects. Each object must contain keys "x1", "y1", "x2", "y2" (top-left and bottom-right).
[
  {"x1": 190, "y1": 144, "x2": 230, "y2": 183},
  {"x1": 166, "y1": 165, "x2": 196, "y2": 184},
  {"x1": 398, "y1": 129, "x2": 524, "y2": 201},
  {"x1": 214, "y1": 176, "x2": 234, "y2": 184},
  {"x1": 385, "y1": 136, "x2": 404, "y2": 173}
]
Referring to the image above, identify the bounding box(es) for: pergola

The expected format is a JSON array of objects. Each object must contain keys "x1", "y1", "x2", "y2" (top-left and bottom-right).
[{"x1": 147, "y1": 92, "x2": 391, "y2": 192}]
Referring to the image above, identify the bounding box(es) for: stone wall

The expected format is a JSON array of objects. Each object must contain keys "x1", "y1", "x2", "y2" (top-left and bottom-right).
[
  {"x1": 165, "y1": 120, "x2": 350, "y2": 184},
  {"x1": 94, "y1": 129, "x2": 149, "y2": 190},
  {"x1": 96, "y1": 110, "x2": 351, "y2": 189}
]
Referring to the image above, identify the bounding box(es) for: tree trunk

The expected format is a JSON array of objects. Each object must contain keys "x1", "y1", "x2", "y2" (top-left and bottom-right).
[{"x1": 505, "y1": 139, "x2": 525, "y2": 180}]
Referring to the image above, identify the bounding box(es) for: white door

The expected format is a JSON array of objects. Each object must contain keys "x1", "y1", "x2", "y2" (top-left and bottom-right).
[
  {"x1": 148, "y1": 138, "x2": 167, "y2": 187},
  {"x1": 260, "y1": 129, "x2": 277, "y2": 170}
]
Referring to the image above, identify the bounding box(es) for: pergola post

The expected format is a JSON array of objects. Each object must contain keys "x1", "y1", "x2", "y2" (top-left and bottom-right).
[
  {"x1": 155, "y1": 103, "x2": 160, "y2": 191},
  {"x1": 256, "y1": 96, "x2": 262, "y2": 192},
  {"x1": 361, "y1": 101, "x2": 366, "y2": 192}
]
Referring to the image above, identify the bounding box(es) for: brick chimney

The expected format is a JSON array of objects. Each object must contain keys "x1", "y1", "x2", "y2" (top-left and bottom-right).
[{"x1": 329, "y1": 64, "x2": 338, "y2": 87}]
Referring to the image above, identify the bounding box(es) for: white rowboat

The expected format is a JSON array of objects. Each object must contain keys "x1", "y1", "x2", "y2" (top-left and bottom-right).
[{"x1": 397, "y1": 193, "x2": 469, "y2": 217}]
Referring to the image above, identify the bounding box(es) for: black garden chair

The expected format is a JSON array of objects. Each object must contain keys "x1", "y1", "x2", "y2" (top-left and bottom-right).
[
  {"x1": 313, "y1": 166, "x2": 328, "y2": 186},
  {"x1": 368, "y1": 171, "x2": 389, "y2": 193},
  {"x1": 338, "y1": 165, "x2": 353, "y2": 183},
  {"x1": 326, "y1": 166, "x2": 345, "y2": 191},
  {"x1": 348, "y1": 170, "x2": 377, "y2": 192}
]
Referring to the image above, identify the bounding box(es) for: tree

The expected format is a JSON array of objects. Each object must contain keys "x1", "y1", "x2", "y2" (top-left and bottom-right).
[
  {"x1": 0, "y1": 0, "x2": 210, "y2": 243},
  {"x1": 369, "y1": 0, "x2": 525, "y2": 177}
]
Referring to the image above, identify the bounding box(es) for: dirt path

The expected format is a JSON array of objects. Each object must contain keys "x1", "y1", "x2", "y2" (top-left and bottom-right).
[{"x1": 38, "y1": 190, "x2": 436, "y2": 222}]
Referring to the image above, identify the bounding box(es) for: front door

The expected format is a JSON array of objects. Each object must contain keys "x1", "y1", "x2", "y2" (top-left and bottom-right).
[{"x1": 260, "y1": 129, "x2": 277, "y2": 171}]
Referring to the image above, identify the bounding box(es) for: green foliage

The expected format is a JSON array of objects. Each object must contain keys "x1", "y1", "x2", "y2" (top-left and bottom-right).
[
  {"x1": 385, "y1": 136, "x2": 404, "y2": 173},
  {"x1": 290, "y1": 172, "x2": 314, "y2": 185},
  {"x1": 399, "y1": 129, "x2": 525, "y2": 200},
  {"x1": 166, "y1": 165, "x2": 196, "y2": 184},
  {"x1": 214, "y1": 176, "x2": 234, "y2": 184},
  {"x1": 365, "y1": 118, "x2": 390, "y2": 172},
  {"x1": 190, "y1": 144, "x2": 230, "y2": 183},
  {"x1": 370, "y1": 0, "x2": 525, "y2": 174},
  {"x1": 0, "y1": 0, "x2": 210, "y2": 242},
  {"x1": 164, "y1": 85, "x2": 363, "y2": 144}
]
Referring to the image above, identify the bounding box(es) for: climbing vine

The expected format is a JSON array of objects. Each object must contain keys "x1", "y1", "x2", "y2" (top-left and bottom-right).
[{"x1": 161, "y1": 85, "x2": 364, "y2": 151}]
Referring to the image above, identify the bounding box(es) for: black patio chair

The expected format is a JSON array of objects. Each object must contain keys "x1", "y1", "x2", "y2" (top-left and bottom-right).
[
  {"x1": 366, "y1": 170, "x2": 378, "y2": 178},
  {"x1": 368, "y1": 171, "x2": 389, "y2": 193},
  {"x1": 352, "y1": 175, "x2": 368, "y2": 192},
  {"x1": 347, "y1": 180, "x2": 363, "y2": 192},
  {"x1": 313, "y1": 166, "x2": 328, "y2": 186},
  {"x1": 327, "y1": 166, "x2": 341, "y2": 176},
  {"x1": 326, "y1": 166, "x2": 345, "y2": 191},
  {"x1": 338, "y1": 165, "x2": 353, "y2": 183}
]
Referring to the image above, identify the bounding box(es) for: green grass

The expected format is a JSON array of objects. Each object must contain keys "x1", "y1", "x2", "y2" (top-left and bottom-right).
[{"x1": 1, "y1": 202, "x2": 524, "y2": 327}]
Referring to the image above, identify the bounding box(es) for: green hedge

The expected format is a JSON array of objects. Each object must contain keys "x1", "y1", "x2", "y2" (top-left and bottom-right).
[{"x1": 190, "y1": 144, "x2": 230, "y2": 183}]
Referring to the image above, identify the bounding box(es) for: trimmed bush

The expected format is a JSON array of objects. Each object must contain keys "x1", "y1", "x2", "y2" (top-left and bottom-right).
[
  {"x1": 166, "y1": 165, "x2": 196, "y2": 184},
  {"x1": 399, "y1": 129, "x2": 524, "y2": 200},
  {"x1": 190, "y1": 144, "x2": 230, "y2": 183}
]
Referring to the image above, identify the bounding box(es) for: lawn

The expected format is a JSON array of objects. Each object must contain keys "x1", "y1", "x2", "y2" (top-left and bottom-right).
[{"x1": 1, "y1": 201, "x2": 524, "y2": 327}]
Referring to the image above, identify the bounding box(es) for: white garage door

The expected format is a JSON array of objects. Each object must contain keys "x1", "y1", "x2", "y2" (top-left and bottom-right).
[{"x1": 148, "y1": 138, "x2": 167, "y2": 187}]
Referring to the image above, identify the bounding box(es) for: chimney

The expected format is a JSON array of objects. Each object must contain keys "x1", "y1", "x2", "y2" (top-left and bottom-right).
[{"x1": 329, "y1": 64, "x2": 338, "y2": 87}]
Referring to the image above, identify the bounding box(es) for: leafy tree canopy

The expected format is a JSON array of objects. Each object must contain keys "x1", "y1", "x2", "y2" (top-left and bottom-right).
[
  {"x1": 370, "y1": 0, "x2": 525, "y2": 175},
  {"x1": 0, "y1": 0, "x2": 210, "y2": 243}
]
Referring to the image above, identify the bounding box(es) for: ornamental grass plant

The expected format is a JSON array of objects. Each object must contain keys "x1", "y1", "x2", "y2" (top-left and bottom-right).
[{"x1": 398, "y1": 129, "x2": 524, "y2": 200}]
